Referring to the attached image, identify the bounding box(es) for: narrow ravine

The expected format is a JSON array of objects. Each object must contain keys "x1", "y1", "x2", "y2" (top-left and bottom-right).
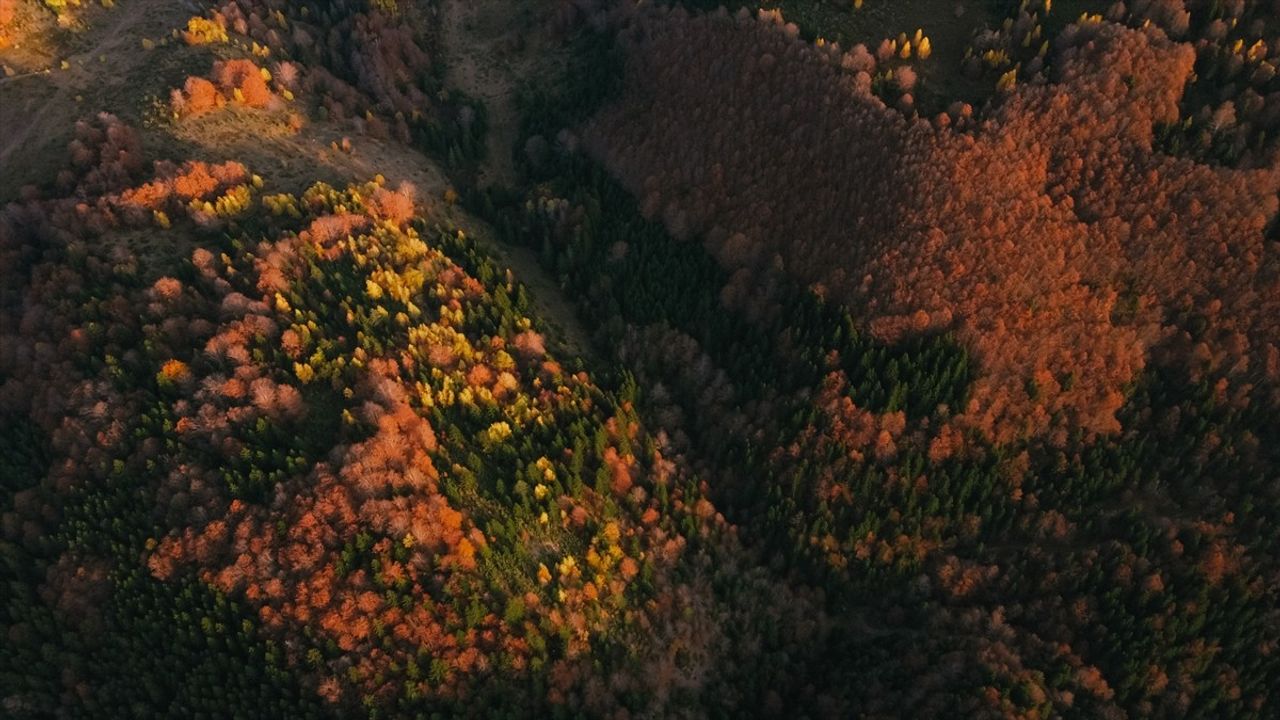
[{"x1": 434, "y1": 0, "x2": 593, "y2": 360}]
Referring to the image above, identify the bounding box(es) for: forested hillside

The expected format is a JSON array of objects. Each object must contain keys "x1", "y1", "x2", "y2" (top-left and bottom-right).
[
  {"x1": 2, "y1": 0, "x2": 1278, "y2": 718},
  {"x1": 481, "y1": 1, "x2": 1280, "y2": 716}
]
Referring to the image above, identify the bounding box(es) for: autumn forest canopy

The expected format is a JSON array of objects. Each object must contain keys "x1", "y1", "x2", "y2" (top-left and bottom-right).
[{"x1": 1, "y1": 0, "x2": 1278, "y2": 718}]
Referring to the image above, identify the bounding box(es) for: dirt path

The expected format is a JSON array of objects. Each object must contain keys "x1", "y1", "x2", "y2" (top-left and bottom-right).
[
  {"x1": 0, "y1": 0, "x2": 191, "y2": 197},
  {"x1": 1, "y1": 2, "x2": 142, "y2": 159}
]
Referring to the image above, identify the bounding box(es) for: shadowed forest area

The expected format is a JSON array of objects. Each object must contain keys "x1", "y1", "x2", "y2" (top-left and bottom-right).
[{"x1": 2, "y1": 0, "x2": 1278, "y2": 718}]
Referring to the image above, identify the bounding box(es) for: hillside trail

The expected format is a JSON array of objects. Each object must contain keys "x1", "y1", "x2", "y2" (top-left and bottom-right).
[{"x1": 0, "y1": 0, "x2": 191, "y2": 191}]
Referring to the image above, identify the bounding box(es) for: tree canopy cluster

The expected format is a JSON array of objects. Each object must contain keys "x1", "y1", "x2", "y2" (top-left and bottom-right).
[
  {"x1": 2, "y1": 0, "x2": 1278, "y2": 718},
  {"x1": 587, "y1": 6, "x2": 1280, "y2": 445}
]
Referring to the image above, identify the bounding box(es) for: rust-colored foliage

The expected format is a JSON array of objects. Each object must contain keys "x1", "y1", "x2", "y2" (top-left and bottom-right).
[
  {"x1": 172, "y1": 59, "x2": 280, "y2": 117},
  {"x1": 197, "y1": 0, "x2": 440, "y2": 126},
  {"x1": 213, "y1": 58, "x2": 274, "y2": 108},
  {"x1": 367, "y1": 183, "x2": 416, "y2": 225},
  {"x1": 176, "y1": 76, "x2": 222, "y2": 116},
  {"x1": 63, "y1": 112, "x2": 144, "y2": 196},
  {"x1": 148, "y1": 362, "x2": 491, "y2": 702},
  {"x1": 589, "y1": 9, "x2": 1280, "y2": 443}
]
